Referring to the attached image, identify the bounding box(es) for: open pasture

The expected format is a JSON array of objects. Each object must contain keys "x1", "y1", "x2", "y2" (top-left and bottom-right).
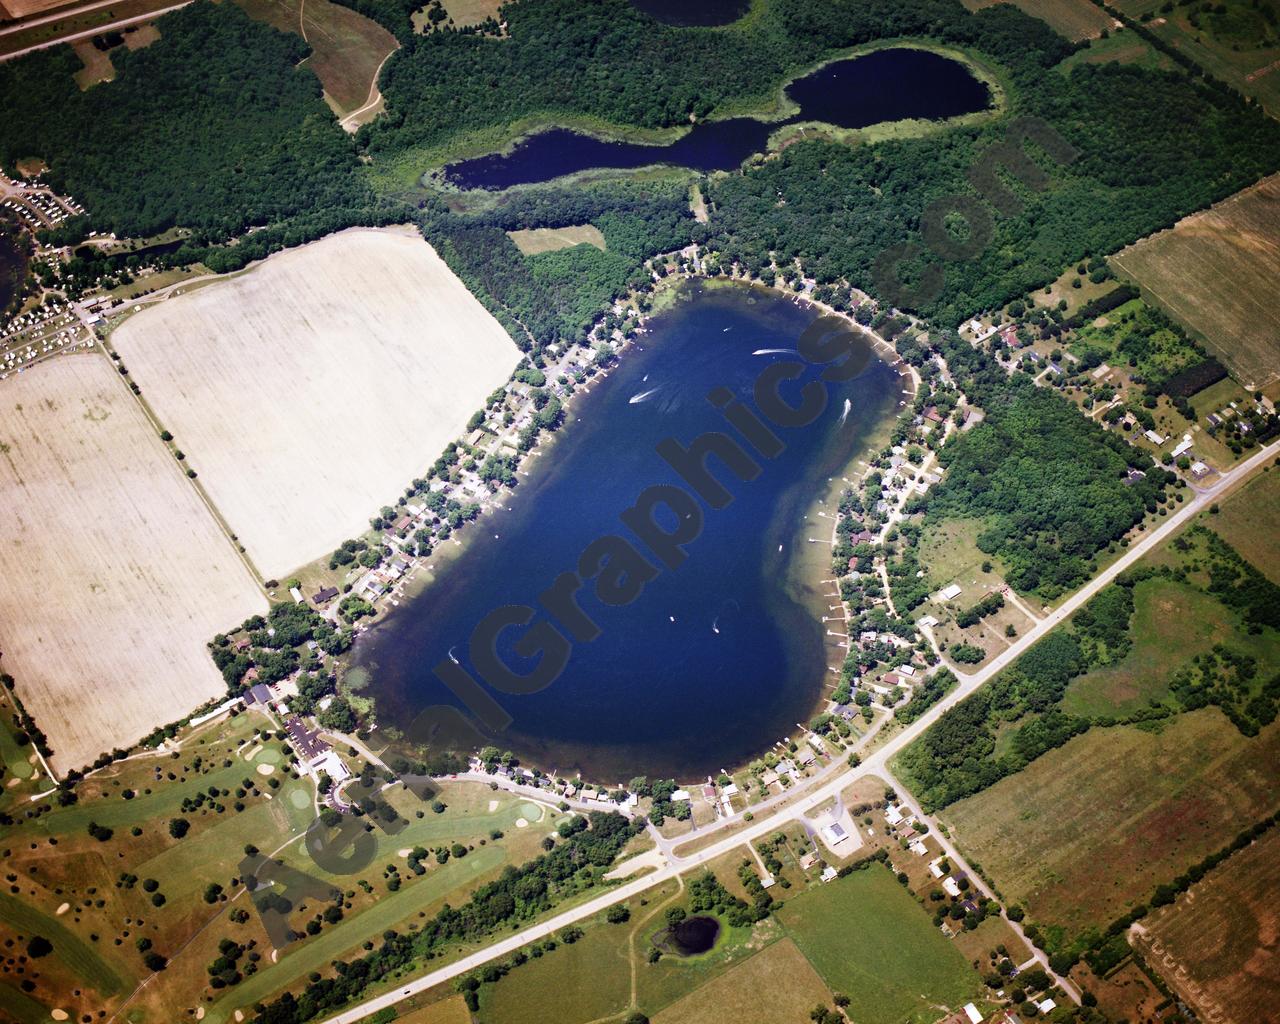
[
  {"x1": 111, "y1": 227, "x2": 522, "y2": 579},
  {"x1": 776, "y1": 864, "x2": 983, "y2": 1024},
  {"x1": 506, "y1": 224, "x2": 607, "y2": 255},
  {"x1": 1134, "y1": 826, "x2": 1280, "y2": 1024},
  {"x1": 70, "y1": 39, "x2": 114, "y2": 89},
  {"x1": 943, "y1": 710, "x2": 1280, "y2": 950},
  {"x1": 0, "y1": 355, "x2": 263, "y2": 773},
  {"x1": 1112, "y1": 0, "x2": 1280, "y2": 114},
  {"x1": 962, "y1": 0, "x2": 1114, "y2": 40},
  {"x1": 236, "y1": 0, "x2": 397, "y2": 116},
  {"x1": 1111, "y1": 173, "x2": 1280, "y2": 388},
  {"x1": 1208, "y1": 465, "x2": 1280, "y2": 583},
  {"x1": 1061, "y1": 578, "x2": 1235, "y2": 718},
  {"x1": 440, "y1": 0, "x2": 502, "y2": 27},
  {"x1": 651, "y1": 938, "x2": 832, "y2": 1024}
]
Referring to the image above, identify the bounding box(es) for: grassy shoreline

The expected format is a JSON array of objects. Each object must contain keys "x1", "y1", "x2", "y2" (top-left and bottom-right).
[{"x1": 363, "y1": 38, "x2": 1009, "y2": 192}]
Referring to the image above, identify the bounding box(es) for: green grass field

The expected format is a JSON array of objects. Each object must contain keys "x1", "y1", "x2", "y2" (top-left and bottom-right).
[
  {"x1": 1061, "y1": 579, "x2": 1235, "y2": 717},
  {"x1": 651, "y1": 938, "x2": 833, "y2": 1024},
  {"x1": 776, "y1": 864, "x2": 983, "y2": 1024},
  {"x1": 1055, "y1": 25, "x2": 1172, "y2": 72},
  {"x1": 0, "y1": 890, "x2": 129, "y2": 997},
  {"x1": 207, "y1": 844, "x2": 506, "y2": 1024},
  {"x1": 1209, "y1": 466, "x2": 1280, "y2": 583},
  {"x1": 478, "y1": 909, "x2": 633, "y2": 1024}
]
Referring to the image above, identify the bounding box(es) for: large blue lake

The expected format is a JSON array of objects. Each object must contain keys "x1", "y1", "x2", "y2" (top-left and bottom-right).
[
  {"x1": 357, "y1": 282, "x2": 901, "y2": 780},
  {"x1": 443, "y1": 47, "x2": 991, "y2": 190}
]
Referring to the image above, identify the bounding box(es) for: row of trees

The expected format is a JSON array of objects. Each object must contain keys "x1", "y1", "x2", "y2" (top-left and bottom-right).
[{"x1": 249, "y1": 811, "x2": 642, "y2": 1023}]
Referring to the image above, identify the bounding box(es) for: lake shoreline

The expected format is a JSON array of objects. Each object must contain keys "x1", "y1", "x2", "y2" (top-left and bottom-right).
[{"x1": 355, "y1": 270, "x2": 909, "y2": 788}]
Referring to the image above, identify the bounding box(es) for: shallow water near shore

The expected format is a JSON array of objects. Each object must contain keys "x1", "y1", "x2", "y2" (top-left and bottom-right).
[
  {"x1": 443, "y1": 47, "x2": 991, "y2": 190},
  {"x1": 356, "y1": 281, "x2": 900, "y2": 780}
]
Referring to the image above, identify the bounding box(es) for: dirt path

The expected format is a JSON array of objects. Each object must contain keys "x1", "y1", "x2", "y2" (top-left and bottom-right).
[{"x1": 338, "y1": 48, "x2": 395, "y2": 131}]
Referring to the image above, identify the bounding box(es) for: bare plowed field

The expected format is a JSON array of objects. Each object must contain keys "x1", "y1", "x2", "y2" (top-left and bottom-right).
[
  {"x1": 111, "y1": 227, "x2": 522, "y2": 578},
  {"x1": 0, "y1": 356, "x2": 263, "y2": 772}
]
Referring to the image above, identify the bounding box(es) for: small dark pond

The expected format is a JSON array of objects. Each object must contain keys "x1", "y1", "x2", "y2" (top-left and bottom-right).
[
  {"x1": 661, "y1": 915, "x2": 721, "y2": 956},
  {"x1": 443, "y1": 47, "x2": 991, "y2": 190},
  {"x1": 629, "y1": 0, "x2": 749, "y2": 26}
]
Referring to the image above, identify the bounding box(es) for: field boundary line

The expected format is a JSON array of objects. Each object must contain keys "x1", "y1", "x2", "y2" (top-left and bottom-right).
[{"x1": 92, "y1": 336, "x2": 266, "y2": 587}]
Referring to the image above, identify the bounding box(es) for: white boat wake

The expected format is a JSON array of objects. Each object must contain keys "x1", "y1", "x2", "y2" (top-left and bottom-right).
[{"x1": 629, "y1": 387, "x2": 659, "y2": 404}]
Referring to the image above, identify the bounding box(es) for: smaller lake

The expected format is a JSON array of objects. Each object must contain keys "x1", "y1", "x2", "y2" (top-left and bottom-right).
[
  {"x1": 443, "y1": 48, "x2": 991, "y2": 190},
  {"x1": 630, "y1": 0, "x2": 749, "y2": 26},
  {"x1": 658, "y1": 915, "x2": 721, "y2": 955}
]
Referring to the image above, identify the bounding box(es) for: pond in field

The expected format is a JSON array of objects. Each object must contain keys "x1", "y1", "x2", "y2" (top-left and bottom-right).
[
  {"x1": 658, "y1": 915, "x2": 721, "y2": 955},
  {"x1": 442, "y1": 47, "x2": 991, "y2": 190},
  {"x1": 356, "y1": 281, "x2": 902, "y2": 780},
  {"x1": 629, "y1": 0, "x2": 749, "y2": 26}
]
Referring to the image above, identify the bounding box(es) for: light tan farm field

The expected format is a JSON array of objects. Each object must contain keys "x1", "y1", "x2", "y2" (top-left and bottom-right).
[
  {"x1": 0, "y1": 0, "x2": 77, "y2": 19},
  {"x1": 440, "y1": 0, "x2": 502, "y2": 27},
  {"x1": 0, "y1": 356, "x2": 264, "y2": 773},
  {"x1": 112, "y1": 226, "x2": 522, "y2": 580},
  {"x1": 942, "y1": 710, "x2": 1280, "y2": 948},
  {"x1": 1134, "y1": 826, "x2": 1280, "y2": 1024},
  {"x1": 1111, "y1": 173, "x2": 1280, "y2": 388},
  {"x1": 961, "y1": 0, "x2": 1113, "y2": 40},
  {"x1": 236, "y1": 0, "x2": 397, "y2": 116},
  {"x1": 506, "y1": 224, "x2": 607, "y2": 256},
  {"x1": 71, "y1": 38, "x2": 114, "y2": 89}
]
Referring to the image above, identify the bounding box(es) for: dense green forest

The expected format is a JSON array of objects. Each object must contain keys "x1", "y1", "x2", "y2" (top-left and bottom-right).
[
  {"x1": 707, "y1": 59, "x2": 1280, "y2": 322},
  {"x1": 361, "y1": 0, "x2": 1072, "y2": 158},
  {"x1": 421, "y1": 179, "x2": 692, "y2": 345},
  {"x1": 925, "y1": 381, "x2": 1169, "y2": 597},
  {"x1": 0, "y1": 3, "x2": 381, "y2": 241}
]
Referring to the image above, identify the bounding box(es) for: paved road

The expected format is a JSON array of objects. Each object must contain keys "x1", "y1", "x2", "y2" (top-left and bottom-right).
[
  {"x1": 0, "y1": 1, "x2": 190, "y2": 60},
  {"x1": 318, "y1": 436, "x2": 1280, "y2": 1024}
]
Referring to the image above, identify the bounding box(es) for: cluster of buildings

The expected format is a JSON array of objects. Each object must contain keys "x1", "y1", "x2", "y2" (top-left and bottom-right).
[
  {"x1": 0, "y1": 301, "x2": 92, "y2": 380},
  {"x1": 242, "y1": 678, "x2": 352, "y2": 787},
  {"x1": 307, "y1": 310, "x2": 639, "y2": 615}
]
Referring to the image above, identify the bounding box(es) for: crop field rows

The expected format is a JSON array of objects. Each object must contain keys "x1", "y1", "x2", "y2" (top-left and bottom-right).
[
  {"x1": 1111, "y1": 173, "x2": 1280, "y2": 388},
  {"x1": 1134, "y1": 827, "x2": 1280, "y2": 1024},
  {"x1": 0, "y1": 355, "x2": 264, "y2": 772}
]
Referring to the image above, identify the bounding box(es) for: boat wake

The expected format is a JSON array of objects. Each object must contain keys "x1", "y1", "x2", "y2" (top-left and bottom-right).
[
  {"x1": 838, "y1": 397, "x2": 851, "y2": 426},
  {"x1": 752, "y1": 348, "x2": 798, "y2": 356},
  {"x1": 629, "y1": 387, "x2": 660, "y2": 404}
]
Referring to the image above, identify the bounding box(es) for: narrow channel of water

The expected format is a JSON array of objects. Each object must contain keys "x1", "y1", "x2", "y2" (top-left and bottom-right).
[
  {"x1": 443, "y1": 48, "x2": 991, "y2": 190},
  {"x1": 356, "y1": 281, "x2": 901, "y2": 780}
]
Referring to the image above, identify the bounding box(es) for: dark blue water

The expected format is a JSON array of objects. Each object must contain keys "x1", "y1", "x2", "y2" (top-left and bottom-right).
[
  {"x1": 357, "y1": 283, "x2": 900, "y2": 780},
  {"x1": 630, "y1": 0, "x2": 748, "y2": 26},
  {"x1": 444, "y1": 48, "x2": 991, "y2": 190},
  {"x1": 666, "y1": 916, "x2": 720, "y2": 954}
]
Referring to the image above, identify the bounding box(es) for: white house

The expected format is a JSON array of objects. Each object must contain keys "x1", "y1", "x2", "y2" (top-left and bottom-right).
[{"x1": 939, "y1": 584, "x2": 963, "y2": 601}]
